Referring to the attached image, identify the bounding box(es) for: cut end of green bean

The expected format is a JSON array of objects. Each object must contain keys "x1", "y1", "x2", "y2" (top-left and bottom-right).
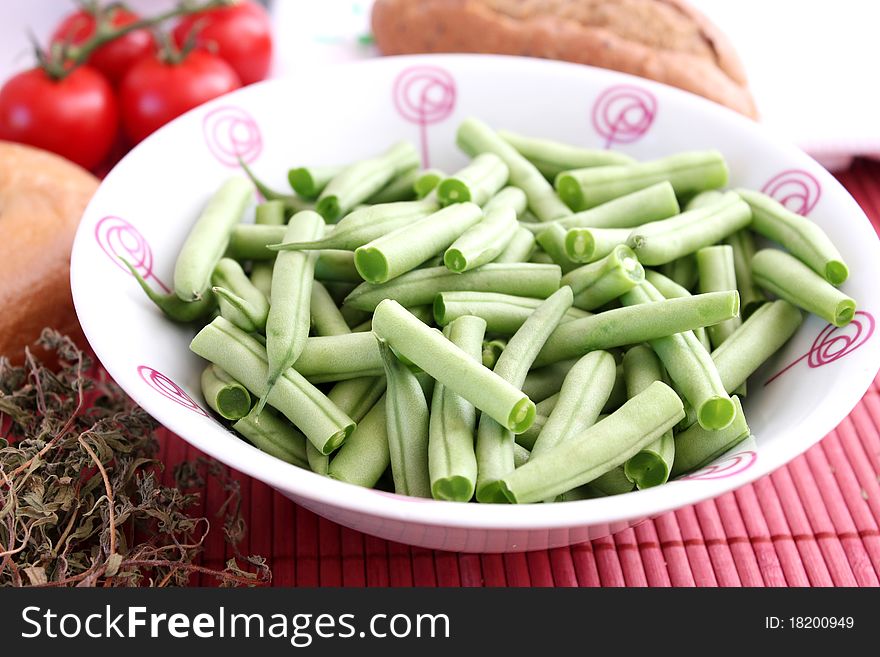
[
  {"x1": 437, "y1": 178, "x2": 471, "y2": 205},
  {"x1": 316, "y1": 195, "x2": 341, "y2": 222},
  {"x1": 564, "y1": 229, "x2": 595, "y2": 261},
  {"x1": 324, "y1": 428, "x2": 351, "y2": 455},
  {"x1": 215, "y1": 386, "x2": 251, "y2": 420},
  {"x1": 431, "y1": 476, "x2": 475, "y2": 503},
  {"x1": 556, "y1": 174, "x2": 585, "y2": 211},
  {"x1": 623, "y1": 451, "x2": 670, "y2": 490},
  {"x1": 826, "y1": 260, "x2": 850, "y2": 286},
  {"x1": 697, "y1": 396, "x2": 736, "y2": 430},
  {"x1": 288, "y1": 168, "x2": 318, "y2": 198},
  {"x1": 354, "y1": 247, "x2": 390, "y2": 284},
  {"x1": 835, "y1": 298, "x2": 857, "y2": 327},
  {"x1": 509, "y1": 397, "x2": 536, "y2": 434},
  {"x1": 478, "y1": 480, "x2": 514, "y2": 504},
  {"x1": 443, "y1": 248, "x2": 469, "y2": 273}
]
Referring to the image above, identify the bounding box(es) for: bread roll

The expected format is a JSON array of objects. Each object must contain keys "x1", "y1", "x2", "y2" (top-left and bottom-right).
[
  {"x1": 372, "y1": 0, "x2": 757, "y2": 118},
  {"x1": 0, "y1": 141, "x2": 98, "y2": 363}
]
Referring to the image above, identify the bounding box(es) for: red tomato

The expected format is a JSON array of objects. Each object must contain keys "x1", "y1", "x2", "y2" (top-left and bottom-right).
[
  {"x1": 119, "y1": 50, "x2": 241, "y2": 144},
  {"x1": 0, "y1": 66, "x2": 118, "y2": 170},
  {"x1": 172, "y1": 0, "x2": 272, "y2": 85},
  {"x1": 50, "y1": 7, "x2": 155, "y2": 85}
]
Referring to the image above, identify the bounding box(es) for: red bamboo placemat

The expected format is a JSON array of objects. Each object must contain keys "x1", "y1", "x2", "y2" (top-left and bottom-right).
[{"x1": 156, "y1": 159, "x2": 880, "y2": 587}]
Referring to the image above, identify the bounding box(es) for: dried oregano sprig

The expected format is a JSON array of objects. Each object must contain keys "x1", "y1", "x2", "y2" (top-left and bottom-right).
[{"x1": 0, "y1": 329, "x2": 270, "y2": 587}]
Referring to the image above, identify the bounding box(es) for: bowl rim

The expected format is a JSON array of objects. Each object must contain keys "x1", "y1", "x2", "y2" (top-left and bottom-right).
[{"x1": 71, "y1": 53, "x2": 880, "y2": 531}]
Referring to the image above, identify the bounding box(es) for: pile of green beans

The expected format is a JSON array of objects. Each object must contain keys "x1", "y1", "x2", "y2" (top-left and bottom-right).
[{"x1": 132, "y1": 122, "x2": 855, "y2": 504}]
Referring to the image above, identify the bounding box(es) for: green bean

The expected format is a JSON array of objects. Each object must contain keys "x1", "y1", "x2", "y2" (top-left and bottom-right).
[
  {"x1": 233, "y1": 407, "x2": 309, "y2": 469},
  {"x1": 201, "y1": 365, "x2": 251, "y2": 420},
  {"x1": 437, "y1": 153, "x2": 509, "y2": 206},
  {"x1": 556, "y1": 150, "x2": 728, "y2": 211},
  {"x1": 562, "y1": 245, "x2": 645, "y2": 310},
  {"x1": 497, "y1": 129, "x2": 635, "y2": 179},
  {"x1": 627, "y1": 192, "x2": 751, "y2": 265},
  {"x1": 587, "y1": 466, "x2": 636, "y2": 496},
  {"x1": 434, "y1": 291, "x2": 589, "y2": 335},
  {"x1": 211, "y1": 258, "x2": 269, "y2": 333},
  {"x1": 263, "y1": 211, "x2": 324, "y2": 408},
  {"x1": 500, "y1": 381, "x2": 684, "y2": 503},
  {"x1": 293, "y1": 332, "x2": 382, "y2": 382},
  {"x1": 563, "y1": 227, "x2": 632, "y2": 263},
  {"x1": 644, "y1": 269, "x2": 712, "y2": 351},
  {"x1": 476, "y1": 287, "x2": 574, "y2": 502},
  {"x1": 328, "y1": 376, "x2": 387, "y2": 423},
  {"x1": 429, "y1": 316, "x2": 486, "y2": 501},
  {"x1": 686, "y1": 190, "x2": 725, "y2": 210},
  {"x1": 483, "y1": 186, "x2": 528, "y2": 218},
  {"x1": 316, "y1": 141, "x2": 419, "y2": 221},
  {"x1": 457, "y1": 117, "x2": 572, "y2": 222},
  {"x1": 521, "y1": 359, "x2": 577, "y2": 403},
  {"x1": 366, "y1": 167, "x2": 420, "y2": 204},
  {"x1": 660, "y1": 253, "x2": 698, "y2": 290},
  {"x1": 355, "y1": 202, "x2": 483, "y2": 284},
  {"x1": 310, "y1": 281, "x2": 350, "y2": 337},
  {"x1": 269, "y1": 198, "x2": 439, "y2": 252},
  {"x1": 482, "y1": 338, "x2": 506, "y2": 368},
  {"x1": 371, "y1": 299, "x2": 536, "y2": 433},
  {"x1": 737, "y1": 188, "x2": 848, "y2": 285},
  {"x1": 314, "y1": 250, "x2": 361, "y2": 283},
  {"x1": 327, "y1": 395, "x2": 390, "y2": 488},
  {"x1": 696, "y1": 245, "x2": 742, "y2": 348},
  {"x1": 123, "y1": 260, "x2": 216, "y2": 322},
  {"x1": 227, "y1": 224, "x2": 286, "y2": 260},
  {"x1": 621, "y1": 345, "x2": 674, "y2": 489},
  {"x1": 514, "y1": 392, "x2": 559, "y2": 450},
  {"x1": 534, "y1": 290, "x2": 740, "y2": 366},
  {"x1": 672, "y1": 396, "x2": 750, "y2": 477},
  {"x1": 414, "y1": 169, "x2": 445, "y2": 198},
  {"x1": 306, "y1": 442, "x2": 330, "y2": 475},
  {"x1": 249, "y1": 200, "x2": 286, "y2": 296},
  {"x1": 535, "y1": 224, "x2": 581, "y2": 273},
  {"x1": 724, "y1": 229, "x2": 767, "y2": 319},
  {"x1": 377, "y1": 340, "x2": 431, "y2": 497},
  {"x1": 521, "y1": 182, "x2": 680, "y2": 233},
  {"x1": 494, "y1": 227, "x2": 536, "y2": 263},
  {"x1": 173, "y1": 177, "x2": 253, "y2": 301},
  {"x1": 621, "y1": 282, "x2": 735, "y2": 430},
  {"x1": 344, "y1": 263, "x2": 562, "y2": 311},
  {"x1": 751, "y1": 248, "x2": 855, "y2": 327},
  {"x1": 191, "y1": 317, "x2": 354, "y2": 454},
  {"x1": 530, "y1": 351, "x2": 616, "y2": 458},
  {"x1": 288, "y1": 165, "x2": 345, "y2": 199},
  {"x1": 444, "y1": 206, "x2": 517, "y2": 273},
  {"x1": 711, "y1": 299, "x2": 803, "y2": 392},
  {"x1": 239, "y1": 159, "x2": 312, "y2": 214}
]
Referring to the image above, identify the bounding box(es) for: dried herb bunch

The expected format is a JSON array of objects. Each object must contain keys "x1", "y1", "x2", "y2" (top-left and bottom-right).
[{"x1": 0, "y1": 330, "x2": 270, "y2": 587}]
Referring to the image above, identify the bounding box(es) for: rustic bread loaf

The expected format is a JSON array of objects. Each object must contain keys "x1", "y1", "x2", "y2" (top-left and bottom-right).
[
  {"x1": 0, "y1": 141, "x2": 97, "y2": 363},
  {"x1": 372, "y1": 0, "x2": 757, "y2": 117}
]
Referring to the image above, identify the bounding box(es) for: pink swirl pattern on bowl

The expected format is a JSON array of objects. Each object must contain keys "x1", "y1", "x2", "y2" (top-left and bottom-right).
[
  {"x1": 202, "y1": 105, "x2": 263, "y2": 167},
  {"x1": 765, "y1": 311, "x2": 875, "y2": 385},
  {"x1": 95, "y1": 215, "x2": 169, "y2": 292},
  {"x1": 392, "y1": 66, "x2": 456, "y2": 167},
  {"x1": 591, "y1": 85, "x2": 657, "y2": 149},
  {"x1": 138, "y1": 366, "x2": 208, "y2": 416},
  {"x1": 679, "y1": 450, "x2": 757, "y2": 481},
  {"x1": 761, "y1": 169, "x2": 821, "y2": 215}
]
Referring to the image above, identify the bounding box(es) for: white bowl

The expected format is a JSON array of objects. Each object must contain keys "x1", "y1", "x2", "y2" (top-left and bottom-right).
[{"x1": 70, "y1": 55, "x2": 880, "y2": 553}]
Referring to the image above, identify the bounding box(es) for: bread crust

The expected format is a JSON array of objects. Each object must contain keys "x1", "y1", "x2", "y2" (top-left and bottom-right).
[
  {"x1": 372, "y1": 0, "x2": 757, "y2": 117},
  {"x1": 0, "y1": 141, "x2": 98, "y2": 363}
]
